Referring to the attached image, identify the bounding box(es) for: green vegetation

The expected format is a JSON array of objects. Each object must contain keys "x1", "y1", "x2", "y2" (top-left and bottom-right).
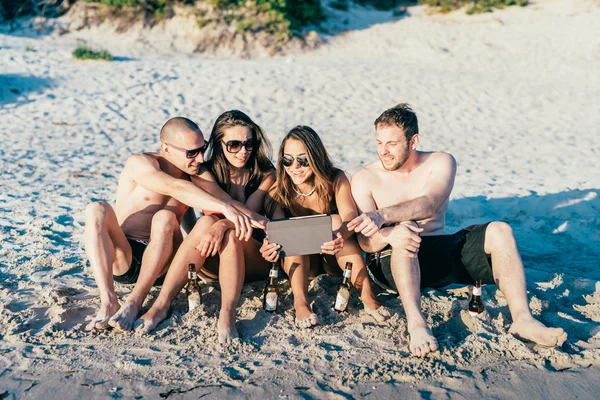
[
  {"x1": 417, "y1": 0, "x2": 528, "y2": 14},
  {"x1": 72, "y1": 46, "x2": 114, "y2": 61},
  {"x1": 350, "y1": 0, "x2": 527, "y2": 14},
  {"x1": 330, "y1": 0, "x2": 349, "y2": 11},
  {"x1": 25, "y1": 46, "x2": 36, "y2": 52},
  {"x1": 81, "y1": 1, "x2": 324, "y2": 40}
]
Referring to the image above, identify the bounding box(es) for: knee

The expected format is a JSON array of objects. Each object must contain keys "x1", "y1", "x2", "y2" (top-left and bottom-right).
[
  {"x1": 194, "y1": 215, "x2": 218, "y2": 230},
  {"x1": 484, "y1": 221, "x2": 515, "y2": 253},
  {"x1": 386, "y1": 223, "x2": 416, "y2": 249},
  {"x1": 219, "y1": 229, "x2": 240, "y2": 250},
  {"x1": 151, "y1": 210, "x2": 178, "y2": 232},
  {"x1": 85, "y1": 201, "x2": 110, "y2": 226}
]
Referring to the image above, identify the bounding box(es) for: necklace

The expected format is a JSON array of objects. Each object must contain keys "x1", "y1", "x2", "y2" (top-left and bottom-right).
[{"x1": 293, "y1": 186, "x2": 315, "y2": 197}]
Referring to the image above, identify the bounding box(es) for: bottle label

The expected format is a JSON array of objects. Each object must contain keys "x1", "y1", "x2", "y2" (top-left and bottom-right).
[
  {"x1": 188, "y1": 271, "x2": 197, "y2": 280},
  {"x1": 265, "y1": 292, "x2": 278, "y2": 311},
  {"x1": 188, "y1": 293, "x2": 201, "y2": 311},
  {"x1": 343, "y1": 269, "x2": 352, "y2": 279},
  {"x1": 473, "y1": 286, "x2": 482, "y2": 296},
  {"x1": 469, "y1": 310, "x2": 483, "y2": 317},
  {"x1": 269, "y1": 269, "x2": 278, "y2": 278},
  {"x1": 335, "y1": 289, "x2": 349, "y2": 311}
]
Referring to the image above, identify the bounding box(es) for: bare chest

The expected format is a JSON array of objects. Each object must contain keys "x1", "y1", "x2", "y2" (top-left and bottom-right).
[{"x1": 369, "y1": 169, "x2": 431, "y2": 209}]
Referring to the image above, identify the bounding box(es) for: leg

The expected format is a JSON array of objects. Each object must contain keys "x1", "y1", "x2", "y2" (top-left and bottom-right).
[
  {"x1": 484, "y1": 222, "x2": 567, "y2": 346},
  {"x1": 84, "y1": 201, "x2": 131, "y2": 330},
  {"x1": 135, "y1": 215, "x2": 218, "y2": 334},
  {"x1": 110, "y1": 209, "x2": 181, "y2": 331},
  {"x1": 282, "y1": 255, "x2": 318, "y2": 328},
  {"x1": 216, "y1": 229, "x2": 245, "y2": 345},
  {"x1": 387, "y1": 223, "x2": 438, "y2": 356},
  {"x1": 240, "y1": 238, "x2": 271, "y2": 282},
  {"x1": 329, "y1": 215, "x2": 389, "y2": 322}
]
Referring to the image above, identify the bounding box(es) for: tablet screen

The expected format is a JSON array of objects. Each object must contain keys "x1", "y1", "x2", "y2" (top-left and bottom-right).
[{"x1": 266, "y1": 214, "x2": 332, "y2": 257}]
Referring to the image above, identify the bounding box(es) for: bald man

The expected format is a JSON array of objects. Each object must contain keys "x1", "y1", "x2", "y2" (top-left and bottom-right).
[{"x1": 84, "y1": 117, "x2": 260, "y2": 331}]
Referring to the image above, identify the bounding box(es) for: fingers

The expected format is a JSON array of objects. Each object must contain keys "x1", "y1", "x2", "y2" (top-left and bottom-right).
[
  {"x1": 361, "y1": 224, "x2": 380, "y2": 237},
  {"x1": 321, "y1": 233, "x2": 344, "y2": 255},
  {"x1": 401, "y1": 221, "x2": 424, "y2": 233},
  {"x1": 261, "y1": 239, "x2": 280, "y2": 262},
  {"x1": 402, "y1": 249, "x2": 418, "y2": 259},
  {"x1": 347, "y1": 215, "x2": 362, "y2": 231},
  {"x1": 232, "y1": 217, "x2": 241, "y2": 239},
  {"x1": 353, "y1": 218, "x2": 373, "y2": 234},
  {"x1": 244, "y1": 215, "x2": 252, "y2": 241}
]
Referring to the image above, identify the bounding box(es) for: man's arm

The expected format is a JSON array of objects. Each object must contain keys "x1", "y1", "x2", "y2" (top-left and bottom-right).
[
  {"x1": 349, "y1": 168, "x2": 389, "y2": 253},
  {"x1": 349, "y1": 153, "x2": 456, "y2": 236},
  {"x1": 190, "y1": 168, "x2": 268, "y2": 229},
  {"x1": 125, "y1": 154, "x2": 252, "y2": 238}
]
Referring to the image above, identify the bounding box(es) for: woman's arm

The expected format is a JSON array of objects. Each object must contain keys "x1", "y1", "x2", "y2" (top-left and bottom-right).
[{"x1": 331, "y1": 170, "x2": 358, "y2": 240}]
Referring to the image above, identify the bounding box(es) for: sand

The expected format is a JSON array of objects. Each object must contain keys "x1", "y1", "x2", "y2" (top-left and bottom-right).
[{"x1": 1, "y1": 0, "x2": 599, "y2": 398}]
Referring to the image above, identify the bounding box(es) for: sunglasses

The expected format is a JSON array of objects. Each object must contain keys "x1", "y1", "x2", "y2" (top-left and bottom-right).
[
  {"x1": 166, "y1": 142, "x2": 208, "y2": 159},
  {"x1": 281, "y1": 154, "x2": 309, "y2": 168},
  {"x1": 223, "y1": 138, "x2": 256, "y2": 154}
]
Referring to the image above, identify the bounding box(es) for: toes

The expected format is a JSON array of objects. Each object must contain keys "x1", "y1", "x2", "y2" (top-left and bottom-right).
[
  {"x1": 108, "y1": 316, "x2": 118, "y2": 328},
  {"x1": 133, "y1": 319, "x2": 147, "y2": 334},
  {"x1": 429, "y1": 340, "x2": 439, "y2": 352},
  {"x1": 85, "y1": 320, "x2": 97, "y2": 331}
]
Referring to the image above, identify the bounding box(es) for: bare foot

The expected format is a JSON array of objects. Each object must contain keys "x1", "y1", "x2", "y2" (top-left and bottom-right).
[
  {"x1": 108, "y1": 302, "x2": 140, "y2": 331},
  {"x1": 509, "y1": 316, "x2": 567, "y2": 347},
  {"x1": 408, "y1": 323, "x2": 439, "y2": 357},
  {"x1": 364, "y1": 303, "x2": 391, "y2": 323},
  {"x1": 217, "y1": 310, "x2": 239, "y2": 346},
  {"x1": 294, "y1": 302, "x2": 319, "y2": 329},
  {"x1": 134, "y1": 305, "x2": 169, "y2": 335},
  {"x1": 86, "y1": 301, "x2": 120, "y2": 331}
]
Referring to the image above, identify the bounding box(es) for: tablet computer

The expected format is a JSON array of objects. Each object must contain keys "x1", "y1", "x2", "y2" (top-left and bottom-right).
[{"x1": 266, "y1": 214, "x2": 332, "y2": 257}]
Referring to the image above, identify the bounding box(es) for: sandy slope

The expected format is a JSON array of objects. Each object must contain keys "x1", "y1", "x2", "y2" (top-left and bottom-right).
[{"x1": 0, "y1": 0, "x2": 599, "y2": 398}]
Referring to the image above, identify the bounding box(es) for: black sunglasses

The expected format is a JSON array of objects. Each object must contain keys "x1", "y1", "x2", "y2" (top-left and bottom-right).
[
  {"x1": 281, "y1": 154, "x2": 309, "y2": 168},
  {"x1": 223, "y1": 138, "x2": 257, "y2": 154},
  {"x1": 166, "y1": 142, "x2": 208, "y2": 159}
]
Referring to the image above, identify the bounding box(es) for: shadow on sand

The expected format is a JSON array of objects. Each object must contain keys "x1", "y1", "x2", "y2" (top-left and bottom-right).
[{"x1": 0, "y1": 73, "x2": 54, "y2": 108}]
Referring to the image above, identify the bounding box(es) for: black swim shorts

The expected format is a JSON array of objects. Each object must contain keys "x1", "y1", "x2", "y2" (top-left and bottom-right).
[
  {"x1": 113, "y1": 239, "x2": 165, "y2": 286},
  {"x1": 365, "y1": 222, "x2": 494, "y2": 292}
]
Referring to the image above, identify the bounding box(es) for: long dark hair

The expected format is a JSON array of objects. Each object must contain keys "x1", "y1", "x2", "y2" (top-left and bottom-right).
[
  {"x1": 205, "y1": 110, "x2": 274, "y2": 192},
  {"x1": 267, "y1": 125, "x2": 339, "y2": 217}
]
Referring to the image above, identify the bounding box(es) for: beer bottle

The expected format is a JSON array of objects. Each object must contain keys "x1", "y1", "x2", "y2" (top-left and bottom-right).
[
  {"x1": 263, "y1": 262, "x2": 279, "y2": 312},
  {"x1": 334, "y1": 262, "x2": 353, "y2": 312},
  {"x1": 186, "y1": 263, "x2": 202, "y2": 312},
  {"x1": 468, "y1": 279, "x2": 485, "y2": 316}
]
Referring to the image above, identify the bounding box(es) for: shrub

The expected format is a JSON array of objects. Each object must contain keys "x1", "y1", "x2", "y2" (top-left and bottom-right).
[
  {"x1": 418, "y1": 0, "x2": 528, "y2": 14},
  {"x1": 72, "y1": 46, "x2": 114, "y2": 61}
]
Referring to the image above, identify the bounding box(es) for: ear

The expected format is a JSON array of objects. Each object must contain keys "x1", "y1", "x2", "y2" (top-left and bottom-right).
[
  {"x1": 161, "y1": 142, "x2": 170, "y2": 155},
  {"x1": 410, "y1": 134, "x2": 420, "y2": 150}
]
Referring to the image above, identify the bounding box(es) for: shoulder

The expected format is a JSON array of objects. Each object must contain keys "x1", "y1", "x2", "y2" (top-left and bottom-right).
[
  {"x1": 350, "y1": 161, "x2": 379, "y2": 185},
  {"x1": 424, "y1": 152, "x2": 456, "y2": 171},
  {"x1": 191, "y1": 165, "x2": 217, "y2": 186},
  {"x1": 123, "y1": 153, "x2": 160, "y2": 174},
  {"x1": 262, "y1": 168, "x2": 276, "y2": 183}
]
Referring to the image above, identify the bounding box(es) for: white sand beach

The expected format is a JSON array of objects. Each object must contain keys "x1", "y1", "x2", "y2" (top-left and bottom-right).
[{"x1": 1, "y1": 0, "x2": 599, "y2": 398}]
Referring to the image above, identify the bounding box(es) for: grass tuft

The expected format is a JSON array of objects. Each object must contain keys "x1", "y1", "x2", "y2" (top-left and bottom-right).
[{"x1": 72, "y1": 46, "x2": 114, "y2": 61}]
